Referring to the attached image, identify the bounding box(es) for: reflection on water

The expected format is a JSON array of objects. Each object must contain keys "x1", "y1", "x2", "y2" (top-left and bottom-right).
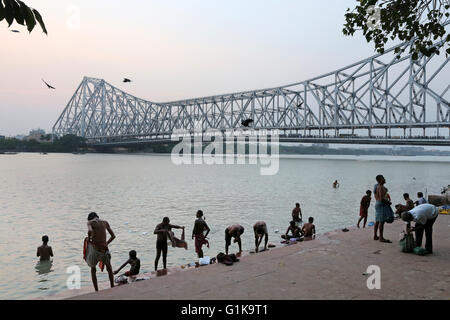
[
  {"x1": 35, "y1": 260, "x2": 54, "y2": 291},
  {"x1": 35, "y1": 260, "x2": 53, "y2": 275},
  {"x1": 0, "y1": 153, "x2": 449, "y2": 299}
]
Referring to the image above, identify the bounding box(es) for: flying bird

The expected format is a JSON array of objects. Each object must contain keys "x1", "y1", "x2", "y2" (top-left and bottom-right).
[
  {"x1": 241, "y1": 119, "x2": 254, "y2": 127},
  {"x1": 42, "y1": 79, "x2": 56, "y2": 89},
  {"x1": 123, "y1": 78, "x2": 132, "y2": 83}
]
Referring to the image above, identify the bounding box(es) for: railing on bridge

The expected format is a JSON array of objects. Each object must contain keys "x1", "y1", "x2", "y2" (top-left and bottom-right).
[{"x1": 52, "y1": 38, "x2": 450, "y2": 146}]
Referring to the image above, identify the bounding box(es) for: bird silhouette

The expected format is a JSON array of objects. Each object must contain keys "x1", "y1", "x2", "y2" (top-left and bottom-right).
[
  {"x1": 42, "y1": 79, "x2": 56, "y2": 89},
  {"x1": 297, "y1": 102, "x2": 303, "y2": 108},
  {"x1": 10, "y1": 30, "x2": 20, "y2": 33},
  {"x1": 241, "y1": 119, "x2": 254, "y2": 127},
  {"x1": 123, "y1": 78, "x2": 132, "y2": 83}
]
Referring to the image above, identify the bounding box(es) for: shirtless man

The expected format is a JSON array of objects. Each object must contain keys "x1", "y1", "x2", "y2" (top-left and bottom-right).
[
  {"x1": 253, "y1": 221, "x2": 268, "y2": 252},
  {"x1": 282, "y1": 221, "x2": 303, "y2": 240},
  {"x1": 114, "y1": 250, "x2": 141, "y2": 277},
  {"x1": 37, "y1": 235, "x2": 53, "y2": 261},
  {"x1": 225, "y1": 224, "x2": 244, "y2": 255},
  {"x1": 192, "y1": 210, "x2": 210, "y2": 258},
  {"x1": 395, "y1": 193, "x2": 414, "y2": 216},
  {"x1": 86, "y1": 212, "x2": 116, "y2": 291},
  {"x1": 302, "y1": 217, "x2": 316, "y2": 240},
  {"x1": 292, "y1": 203, "x2": 302, "y2": 225},
  {"x1": 154, "y1": 217, "x2": 184, "y2": 271}
]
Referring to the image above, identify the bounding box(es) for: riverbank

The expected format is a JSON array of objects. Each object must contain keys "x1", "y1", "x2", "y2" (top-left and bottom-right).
[{"x1": 42, "y1": 215, "x2": 450, "y2": 300}]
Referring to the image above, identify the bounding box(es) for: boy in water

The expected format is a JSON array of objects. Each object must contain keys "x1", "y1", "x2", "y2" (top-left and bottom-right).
[
  {"x1": 357, "y1": 190, "x2": 372, "y2": 228},
  {"x1": 302, "y1": 217, "x2": 316, "y2": 240},
  {"x1": 114, "y1": 250, "x2": 141, "y2": 277},
  {"x1": 37, "y1": 235, "x2": 54, "y2": 261}
]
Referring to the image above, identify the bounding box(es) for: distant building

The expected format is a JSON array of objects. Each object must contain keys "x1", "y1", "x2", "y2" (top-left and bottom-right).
[
  {"x1": 14, "y1": 135, "x2": 25, "y2": 141},
  {"x1": 25, "y1": 129, "x2": 47, "y2": 142}
]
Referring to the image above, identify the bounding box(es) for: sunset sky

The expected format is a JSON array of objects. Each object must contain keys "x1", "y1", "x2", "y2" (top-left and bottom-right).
[{"x1": 0, "y1": 0, "x2": 424, "y2": 136}]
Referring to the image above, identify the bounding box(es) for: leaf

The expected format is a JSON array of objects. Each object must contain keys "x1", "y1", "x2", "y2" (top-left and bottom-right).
[
  {"x1": 32, "y1": 8, "x2": 47, "y2": 34},
  {"x1": 3, "y1": 0, "x2": 15, "y2": 26},
  {"x1": 0, "y1": 1, "x2": 5, "y2": 21},
  {"x1": 12, "y1": 0, "x2": 24, "y2": 25},
  {"x1": 23, "y1": 5, "x2": 36, "y2": 33}
]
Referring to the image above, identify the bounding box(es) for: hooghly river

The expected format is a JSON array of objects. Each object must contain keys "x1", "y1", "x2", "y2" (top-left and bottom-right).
[{"x1": 0, "y1": 153, "x2": 448, "y2": 299}]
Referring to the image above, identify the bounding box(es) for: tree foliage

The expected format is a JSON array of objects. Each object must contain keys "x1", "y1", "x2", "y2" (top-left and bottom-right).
[
  {"x1": 343, "y1": 0, "x2": 450, "y2": 59},
  {"x1": 0, "y1": 135, "x2": 87, "y2": 152},
  {"x1": 0, "y1": 0, "x2": 47, "y2": 34}
]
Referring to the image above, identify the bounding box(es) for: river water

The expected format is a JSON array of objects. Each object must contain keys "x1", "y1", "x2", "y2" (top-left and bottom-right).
[{"x1": 0, "y1": 153, "x2": 448, "y2": 299}]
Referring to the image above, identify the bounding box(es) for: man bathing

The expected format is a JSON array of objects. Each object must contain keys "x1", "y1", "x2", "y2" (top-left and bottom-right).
[
  {"x1": 114, "y1": 250, "x2": 141, "y2": 277},
  {"x1": 37, "y1": 235, "x2": 53, "y2": 261},
  {"x1": 333, "y1": 180, "x2": 340, "y2": 188},
  {"x1": 154, "y1": 217, "x2": 185, "y2": 271},
  {"x1": 282, "y1": 221, "x2": 303, "y2": 240},
  {"x1": 225, "y1": 224, "x2": 244, "y2": 255},
  {"x1": 302, "y1": 217, "x2": 316, "y2": 240},
  {"x1": 395, "y1": 193, "x2": 414, "y2": 216},
  {"x1": 192, "y1": 210, "x2": 210, "y2": 258},
  {"x1": 357, "y1": 190, "x2": 372, "y2": 228},
  {"x1": 292, "y1": 203, "x2": 303, "y2": 225},
  {"x1": 86, "y1": 212, "x2": 116, "y2": 291},
  {"x1": 253, "y1": 221, "x2": 268, "y2": 252}
]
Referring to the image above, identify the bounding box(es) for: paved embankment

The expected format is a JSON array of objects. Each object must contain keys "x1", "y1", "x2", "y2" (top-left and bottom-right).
[{"x1": 43, "y1": 215, "x2": 450, "y2": 300}]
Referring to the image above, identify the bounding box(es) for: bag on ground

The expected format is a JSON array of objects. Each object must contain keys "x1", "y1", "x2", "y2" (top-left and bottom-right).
[{"x1": 399, "y1": 232, "x2": 415, "y2": 253}]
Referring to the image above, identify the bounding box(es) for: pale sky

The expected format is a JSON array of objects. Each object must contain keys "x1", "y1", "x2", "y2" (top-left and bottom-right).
[{"x1": 0, "y1": 0, "x2": 412, "y2": 136}]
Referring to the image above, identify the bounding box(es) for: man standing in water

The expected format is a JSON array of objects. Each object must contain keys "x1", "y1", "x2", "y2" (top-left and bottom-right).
[
  {"x1": 192, "y1": 210, "x2": 210, "y2": 258},
  {"x1": 86, "y1": 212, "x2": 116, "y2": 291},
  {"x1": 154, "y1": 217, "x2": 185, "y2": 271},
  {"x1": 373, "y1": 175, "x2": 393, "y2": 243},
  {"x1": 253, "y1": 221, "x2": 269, "y2": 252},
  {"x1": 37, "y1": 235, "x2": 54, "y2": 261},
  {"x1": 292, "y1": 203, "x2": 303, "y2": 225},
  {"x1": 225, "y1": 224, "x2": 244, "y2": 255}
]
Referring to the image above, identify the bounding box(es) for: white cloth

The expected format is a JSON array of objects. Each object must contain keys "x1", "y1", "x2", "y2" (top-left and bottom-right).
[
  {"x1": 199, "y1": 256, "x2": 211, "y2": 265},
  {"x1": 408, "y1": 204, "x2": 438, "y2": 225},
  {"x1": 417, "y1": 197, "x2": 427, "y2": 205}
]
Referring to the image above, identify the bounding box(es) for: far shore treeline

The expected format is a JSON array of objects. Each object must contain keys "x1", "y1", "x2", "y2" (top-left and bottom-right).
[
  {"x1": 1, "y1": 134, "x2": 450, "y2": 156},
  {"x1": 0, "y1": 135, "x2": 87, "y2": 153}
]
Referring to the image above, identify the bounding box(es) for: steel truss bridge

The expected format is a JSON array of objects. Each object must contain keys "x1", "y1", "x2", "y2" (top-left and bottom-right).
[{"x1": 53, "y1": 40, "x2": 450, "y2": 147}]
